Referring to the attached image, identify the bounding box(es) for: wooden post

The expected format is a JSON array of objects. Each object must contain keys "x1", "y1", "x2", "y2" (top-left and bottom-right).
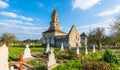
[{"x1": 10, "y1": 53, "x2": 31, "y2": 70}]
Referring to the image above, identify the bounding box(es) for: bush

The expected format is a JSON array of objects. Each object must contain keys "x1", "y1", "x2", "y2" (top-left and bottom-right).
[
  {"x1": 82, "y1": 62, "x2": 111, "y2": 70},
  {"x1": 53, "y1": 59, "x2": 81, "y2": 70},
  {"x1": 102, "y1": 49, "x2": 118, "y2": 63}
]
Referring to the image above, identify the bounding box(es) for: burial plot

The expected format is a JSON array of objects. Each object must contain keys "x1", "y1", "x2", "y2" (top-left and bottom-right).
[
  {"x1": 23, "y1": 44, "x2": 33, "y2": 59},
  {"x1": 76, "y1": 47, "x2": 80, "y2": 55},
  {"x1": 0, "y1": 44, "x2": 9, "y2": 70},
  {"x1": 46, "y1": 43, "x2": 50, "y2": 53},
  {"x1": 93, "y1": 45, "x2": 96, "y2": 53},
  {"x1": 60, "y1": 43, "x2": 64, "y2": 51},
  {"x1": 47, "y1": 49, "x2": 58, "y2": 70},
  {"x1": 11, "y1": 54, "x2": 31, "y2": 70},
  {"x1": 85, "y1": 46, "x2": 88, "y2": 55}
]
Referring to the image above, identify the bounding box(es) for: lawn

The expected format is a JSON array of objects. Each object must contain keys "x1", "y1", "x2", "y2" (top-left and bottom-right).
[
  {"x1": 9, "y1": 44, "x2": 44, "y2": 59},
  {"x1": 8, "y1": 45, "x2": 120, "y2": 70}
]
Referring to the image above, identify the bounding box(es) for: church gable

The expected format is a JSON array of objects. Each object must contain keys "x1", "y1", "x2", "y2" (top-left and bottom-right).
[
  {"x1": 68, "y1": 25, "x2": 81, "y2": 47},
  {"x1": 68, "y1": 25, "x2": 79, "y2": 37}
]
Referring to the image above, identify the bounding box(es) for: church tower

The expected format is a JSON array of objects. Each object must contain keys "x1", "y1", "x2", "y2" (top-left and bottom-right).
[{"x1": 49, "y1": 9, "x2": 60, "y2": 30}]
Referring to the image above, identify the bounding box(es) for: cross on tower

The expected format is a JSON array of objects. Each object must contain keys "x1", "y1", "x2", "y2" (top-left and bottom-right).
[{"x1": 11, "y1": 53, "x2": 30, "y2": 70}]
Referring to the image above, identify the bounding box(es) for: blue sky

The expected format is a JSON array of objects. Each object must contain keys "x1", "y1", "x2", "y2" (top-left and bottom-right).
[{"x1": 0, "y1": 0, "x2": 120, "y2": 40}]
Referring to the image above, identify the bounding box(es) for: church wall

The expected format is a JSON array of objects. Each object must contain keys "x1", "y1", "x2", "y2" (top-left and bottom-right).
[
  {"x1": 42, "y1": 32, "x2": 55, "y2": 46},
  {"x1": 68, "y1": 29, "x2": 81, "y2": 47}
]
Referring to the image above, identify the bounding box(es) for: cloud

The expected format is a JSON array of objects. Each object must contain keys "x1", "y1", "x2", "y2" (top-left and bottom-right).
[
  {"x1": 26, "y1": 22, "x2": 34, "y2": 26},
  {"x1": 0, "y1": 19, "x2": 47, "y2": 40},
  {"x1": 0, "y1": 11, "x2": 33, "y2": 21},
  {"x1": 36, "y1": 2, "x2": 43, "y2": 8},
  {"x1": 98, "y1": 5, "x2": 120, "y2": 17},
  {"x1": 0, "y1": 0, "x2": 9, "y2": 8},
  {"x1": 0, "y1": 19, "x2": 34, "y2": 26},
  {"x1": 2, "y1": 19, "x2": 22, "y2": 24},
  {"x1": 0, "y1": 11, "x2": 17, "y2": 18},
  {"x1": 77, "y1": 19, "x2": 114, "y2": 35},
  {"x1": 72, "y1": 0, "x2": 101, "y2": 10}
]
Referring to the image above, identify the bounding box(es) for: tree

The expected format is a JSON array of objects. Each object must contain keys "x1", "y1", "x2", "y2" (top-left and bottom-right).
[
  {"x1": 88, "y1": 28, "x2": 105, "y2": 49},
  {"x1": 111, "y1": 15, "x2": 120, "y2": 46},
  {"x1": 0, "y1": 32, "x2": 18, "y2": 45}
]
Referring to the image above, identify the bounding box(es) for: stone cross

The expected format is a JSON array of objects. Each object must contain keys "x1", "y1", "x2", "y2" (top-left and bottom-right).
[
  {"x1": 23, "y1": 44, "x2": 32, "y2": 59},
  {"x1": 85, "y1": 46, "x2": 88, "y2": 55},
  {"x1": 10, "y1": 66, "x2": 14, "y2": 70},
  {"x1": 60, "y1": 43, "x2": 64, "y2": 51},
  {"x1": 11, "y1": 54, "x2": 30, "y2": 70},
  {"x1": 0, "y1": 44, "x2": 9, "y2": 70},
  {"x1": 47, "y1": 49, "x2": 57, "y2": 69},
  {"x1": 93, "y1": 45, "x2": 96, "y2": 53},
  {"x1": 76, "y1": 47, "x2": 80, "y2": 55},
  {"x1": 46, "y1": 43, "x2": 50, "y2": 53},
  {"x1": 84, "y1": 37, "x2": 87, "y2": 46}
]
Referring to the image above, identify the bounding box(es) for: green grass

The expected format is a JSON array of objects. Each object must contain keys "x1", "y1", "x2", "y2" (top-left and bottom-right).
[
  {"x1": 9, "y1": 45, "x2": 44, "y2": 59},
  {"x1": 8, "y1": 45, "x2": 120, "y2": 70},
  {"x1": 27, "y1": 59, "x2": 46, "y2": 70}
]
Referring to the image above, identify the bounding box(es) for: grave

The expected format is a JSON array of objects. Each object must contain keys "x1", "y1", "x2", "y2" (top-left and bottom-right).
[
  {"x1": 93, "y1": 45, "x2": 96, "y2": 53},
  {"x1": 46, "y1": 43, "x2": 50, "y2": 53},
  {"x1": 23, "y1": 44, "x2": 33, "y2": 59},
  {"x1": 60, "y1": 43, "x2": 64, "y2": 51},
  {"x1": 0, "y1": 44, "x2": 9, "y2": 70},
  {"x1": 85, "y1": 46, "x2": 88, "y2": 55},
  {"x1": 47, "y1": 49, "x2": 58, "y2": 70},
  {"x1": 11, "y1": 54, "x2": 31, "y2": 70},
  {"x1": 76, "y1": 47, "x2": 80, "y2": 55}
]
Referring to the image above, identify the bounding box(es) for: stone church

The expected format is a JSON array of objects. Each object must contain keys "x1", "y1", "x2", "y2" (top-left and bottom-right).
[{"x1": 42, "y1": 9, "x2": 81, "y2": 47}]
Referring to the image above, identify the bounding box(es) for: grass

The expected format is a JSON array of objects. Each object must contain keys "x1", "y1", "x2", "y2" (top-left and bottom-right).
[
  {"x1": 8, "y1": 45, "x2": 120, "y2": 70},
  {"x1": 9, "y1": 45, "x2": 44, "y2": 60},
  {"x1": 27, "y1": 59, "x2": 46, "y2": 70}
]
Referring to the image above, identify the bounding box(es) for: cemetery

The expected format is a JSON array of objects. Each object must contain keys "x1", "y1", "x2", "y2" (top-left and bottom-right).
[
  {"x1": 0, "y1": 43, "x2": 119, "y2": 70},
  {"x1": 0, "y1": 0, "x2": 120, "y2": 70}
]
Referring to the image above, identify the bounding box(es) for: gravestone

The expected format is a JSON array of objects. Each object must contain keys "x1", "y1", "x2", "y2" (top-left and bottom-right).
[
  {"x1": 85, "y1": 37, "x2": 88, "y2": 55},
  {"x1": 85, "y1": 46, "x2": 88, "y2": 55},
  {"x1": 47, "y1": 49, "x2": 57, "y2": 70},
  {"x1": 51, "y1": 47, "x2": 54, "y2": 52},
  {"x1": 0, "y1": 44, "x2": 9, "y2": 70},
  {"x1": 76, "y1": 47, "x2": 80, "y2": 55},
  {"x1": 60, "y1": 43, "x2": 64, "y2": 51},
  {"x1": 93, "y1": 45, "x2": 96, "y2": 53},
  {"x1": 10, "y1": 66, "x2": 14, "y2": 70},
  {"x1": 46, "y1": 43, "x2": 50, "y2": 53},
  {"x1": 23, "y1": 44, "x2": 32, "y2": 59}
]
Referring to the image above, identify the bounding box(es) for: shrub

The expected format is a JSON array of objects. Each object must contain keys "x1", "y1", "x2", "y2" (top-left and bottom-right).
[
  {"x1": 102, "y1": 49, "x2": 118, "y2": 63},
  {"x1": 82, "y1": 62, "x2": 111, "y2": 70}
]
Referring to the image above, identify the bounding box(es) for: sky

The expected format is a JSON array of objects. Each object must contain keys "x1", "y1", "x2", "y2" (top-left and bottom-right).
[{"x1": 0, "y1": 0, "x2": 120, "y2": 41}]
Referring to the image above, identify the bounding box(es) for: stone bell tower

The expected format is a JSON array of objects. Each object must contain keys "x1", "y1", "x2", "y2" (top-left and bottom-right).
[{"x1": 49, "y1": 9, "x2": 60, "y2": 30}]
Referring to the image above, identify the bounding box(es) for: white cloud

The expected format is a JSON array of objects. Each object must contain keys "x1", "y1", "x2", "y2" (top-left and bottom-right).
[
  {"x1": 19, "y1": 15, "x2": 33, "y2": 21},
  {"x1": 77, "y1": 19, "x2": 114, "y2": 35},
  {"x1": 2, "y1": 19, "x2": 22, "y2": 24},
  {"x1": 0, "y1": 11, "x2": 17, "y2": 18},
  {"x1": 72, "y1": 0, "x2": 101, "y2": 10},
  {"x1": 98, "y1": 5, "x2": 120, "y2": 17},
  {"x1": 0, "y1": 11, "x2": 33, "y2": 21},
  {"x1": 26, "y1": 22, "x2": 34, "y2": 26},
  {"x1": 0, "y1": 0, "x2": 9, "y2": 8},
  {"x1": 0, "y1": 19, "x2": 47, "y2": 40},
  {"x1": 36, "y1": 2, "x2": 43, "y2": 8}
]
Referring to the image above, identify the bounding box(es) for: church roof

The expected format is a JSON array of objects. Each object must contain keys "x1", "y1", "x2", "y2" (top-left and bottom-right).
[{"x1": 43, "y1": 29, "x2": 66, "y2": 34}]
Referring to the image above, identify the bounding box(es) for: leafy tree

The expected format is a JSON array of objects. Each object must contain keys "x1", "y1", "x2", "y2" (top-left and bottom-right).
[
  {"x1": 111, "y1": 15, "x2": 120, "y2": 46},
  {"x1": 88, "y1": 28, "x2": 105, "y2": 49},
  {"x1": 0, "y1": 32, "x2": 18, "y2": 45}
]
